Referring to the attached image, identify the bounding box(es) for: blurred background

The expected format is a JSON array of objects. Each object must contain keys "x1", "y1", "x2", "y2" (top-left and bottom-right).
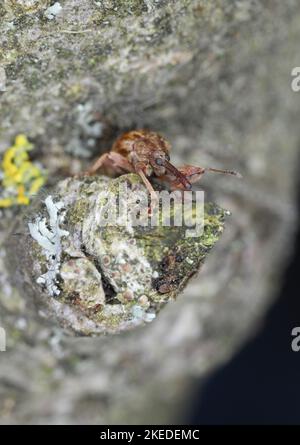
[
  {"x1": 188, "y1": 186, "x2": 300, "y2": 424},
  {"x1": 0, "y1": 0, "x2": 300, "y2": 424}
]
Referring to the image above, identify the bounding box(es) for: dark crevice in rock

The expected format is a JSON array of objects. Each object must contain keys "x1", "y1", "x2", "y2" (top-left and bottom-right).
[{"x1": 80, "y1": 243, "x2": 118, "y2": 304}]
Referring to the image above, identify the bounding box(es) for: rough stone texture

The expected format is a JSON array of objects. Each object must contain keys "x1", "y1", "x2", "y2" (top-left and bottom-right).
[
  {"x1": 6, "y1": 174, "x2": 226, "y2": 336},
  {"x1": 0, "y1": 0, "x2": 299, "y2": 424}
]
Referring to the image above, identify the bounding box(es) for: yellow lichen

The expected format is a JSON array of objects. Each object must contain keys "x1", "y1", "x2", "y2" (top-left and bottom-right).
[{"x1": 0, "y1": 135, "x2": 46, "y2": 207}]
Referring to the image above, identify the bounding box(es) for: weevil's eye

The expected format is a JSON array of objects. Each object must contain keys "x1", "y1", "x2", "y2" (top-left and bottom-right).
[
  {"x1": 155, "y1": 158, "x2": 164, "y2": 166},
  {"x1": 165, "y1": 154, "x2": 170, "y2": 161}
]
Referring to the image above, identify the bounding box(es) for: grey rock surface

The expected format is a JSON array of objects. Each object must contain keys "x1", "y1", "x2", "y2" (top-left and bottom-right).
[
  {"x1": 6, "y1": 174, "x2": 226, "y2": 336},
  {"x1": 0, "y1": 0, "x2": 299, "y2": 424}
]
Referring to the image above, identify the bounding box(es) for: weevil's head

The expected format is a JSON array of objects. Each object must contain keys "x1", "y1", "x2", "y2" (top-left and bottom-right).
[
  {"x1": 150, "y1": 151, "x2": 192, "y2": 190},
  {"x1": 126, "y1": 130, "x2": 192, "y2": 190},
  {"x1": 137, "y1": 132, "x2": 191, "y2": 189}
]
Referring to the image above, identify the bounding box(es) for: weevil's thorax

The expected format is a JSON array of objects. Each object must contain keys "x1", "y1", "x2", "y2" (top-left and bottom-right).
[{"x1": 112, "y1": 130, "x2": 171, "y2": 177}]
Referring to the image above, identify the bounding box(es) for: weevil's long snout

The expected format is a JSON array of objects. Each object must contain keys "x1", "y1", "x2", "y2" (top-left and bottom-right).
[{"x1": 163, "y1": 159, "x2": 192, "y2": 190}]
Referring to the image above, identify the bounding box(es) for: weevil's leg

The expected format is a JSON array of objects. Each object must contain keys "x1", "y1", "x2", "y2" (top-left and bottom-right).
[
  {"x1": 136, "y1": 169, "x2": 155, "y2": 195},
  {"x1": 85, "y1": 152, "x2": 133, "y2": 176},
  {"x1": 107, "y1": 152, "x2": 133, "y2": 173},
  {"x1": 130, "y1": 150, "x2": 158, "y2": 207},
  {"x1": 84, "y1": 153, "x2": 110, "y2": 176},
  {"x1": 136, "y1": 168, "x2": 158, "y2": 206}
]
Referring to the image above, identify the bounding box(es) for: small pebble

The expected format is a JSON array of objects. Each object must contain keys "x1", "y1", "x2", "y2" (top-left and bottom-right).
[
  {"x1": 138, "y1": 295, "x2": 149, "y2": 307},
  {"x1": 121, "y1": 263, "x2": 132, "y2": 273},
  {"x1": 102, "y1": 255, "x2": 111, "y2": 266},
  {"x1": 123, "y1": 290, "x2": 134, "y2": 301}
]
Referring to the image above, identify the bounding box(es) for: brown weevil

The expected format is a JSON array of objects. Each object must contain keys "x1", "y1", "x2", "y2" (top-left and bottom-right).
[{"x1": 85, "y1": 129, "x2": 241, "y2": 193}]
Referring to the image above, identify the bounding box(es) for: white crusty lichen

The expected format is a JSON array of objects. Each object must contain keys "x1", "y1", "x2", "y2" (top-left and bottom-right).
[
  {"x1": 131, "y1": 305, "x2": 156, "y2": 323},
  {"x1": 28, "y1": 195, "x2": 69, "y2": 296},
  {"x1": 44, "y1": 2, "x2": 62, "y2": 20},
  {"x1": 0, "y1": 66, "x2": 6, "y2": 92}
]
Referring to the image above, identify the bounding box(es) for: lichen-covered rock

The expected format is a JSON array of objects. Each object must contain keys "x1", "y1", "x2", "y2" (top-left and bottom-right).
[
  {"x1": 0, "y1": 0, "x2": 299, "y2": 426},
  {"x1": 6, "y1": 174, "x2": 227, "y2": 335}
]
